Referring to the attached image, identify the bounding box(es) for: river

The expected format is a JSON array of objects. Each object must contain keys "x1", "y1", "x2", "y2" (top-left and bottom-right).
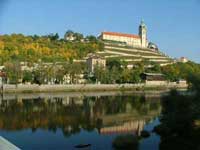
[{"x1": 0, "y1": 91, "x2": 162, "y2": 150}]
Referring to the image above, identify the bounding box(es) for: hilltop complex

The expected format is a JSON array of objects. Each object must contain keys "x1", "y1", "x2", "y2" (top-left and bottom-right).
[
  {"x1": 100, "y1": 21, "x2": 148, "y2": 48},
  {"x1": 91, "y1": 21, "x2": 174, "y2": 68}
]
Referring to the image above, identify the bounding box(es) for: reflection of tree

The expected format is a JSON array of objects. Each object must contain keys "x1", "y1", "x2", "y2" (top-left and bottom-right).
[
  {"x1": 0, "y1": 94, "x2": 161, "y2": 138},
  {"x1": 155, "y1": 90, "x2": 200, "y2": 150}
]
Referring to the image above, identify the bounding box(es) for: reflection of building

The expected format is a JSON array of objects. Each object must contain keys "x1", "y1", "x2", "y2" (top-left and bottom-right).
[
  {"x1": 87, "y1": 55, "x2": 106, "y2": 72},
  {"x1": 0, "y1": 93, "x2": 161, "y2": 137},
  {"x1": 100, "y1": 120, "x2": 145, "y2": 135}
]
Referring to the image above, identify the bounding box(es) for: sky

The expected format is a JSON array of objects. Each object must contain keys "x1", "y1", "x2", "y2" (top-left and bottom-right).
[{"x1": 0, "y1": 0, "x2": 199, "y2": 63}]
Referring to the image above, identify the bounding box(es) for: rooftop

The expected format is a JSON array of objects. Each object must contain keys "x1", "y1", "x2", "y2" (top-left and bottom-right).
[{"x1": 142, "y1": 73, "x2": 164, "y2": 76}]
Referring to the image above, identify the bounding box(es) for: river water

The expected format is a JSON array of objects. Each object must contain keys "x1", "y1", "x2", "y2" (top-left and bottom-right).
[{"x1": 0, "y1": 91, "x2": 162, "y2": 150}]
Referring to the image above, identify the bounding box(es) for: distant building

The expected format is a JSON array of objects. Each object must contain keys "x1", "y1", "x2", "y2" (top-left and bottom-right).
[
  {"x1": 64, "y1": 32, "x2": 76, "y2": 41},
  {"x1": 179, "y1": 57, "x2": 189, "y2": 63},
  {"x1": 140, "y1": 73, "x2": 167, "y2": 85},
  {"x1": 176, "y1": 79, "x2": 187, "y2": 85},
  {"x1": 63, "y1": 73, "x2": 86, "y2": 84},
  {"x1": 87, "y1": 55, "x2": 106, "y2": 72},
  {"x1": 99, "y1": 21, "x2": 148, "y2": 48},
  {"x1": 148, "y1": 42, "x2": 159, "y2": 51}
]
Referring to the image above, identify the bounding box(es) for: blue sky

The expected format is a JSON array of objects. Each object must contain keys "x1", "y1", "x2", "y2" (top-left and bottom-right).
[{"x1": 0, "y1": 0, "x2": 199, "y2": 62}]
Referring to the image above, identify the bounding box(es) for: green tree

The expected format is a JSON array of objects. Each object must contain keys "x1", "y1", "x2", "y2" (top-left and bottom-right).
[{"x1": 22, "y1": 71, "x2": 32, "y2": 83}]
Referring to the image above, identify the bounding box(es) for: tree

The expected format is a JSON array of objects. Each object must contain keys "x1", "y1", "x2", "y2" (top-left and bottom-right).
[
  {"x1": 109, "y1": 66, "x2": 120, "y2": 84},
  {"x1": 120, "y1": 69, "x2": 132, "y2": 83},
  {"x1": 64, "y1": 63, "x2": 84, "y2": 84},
  {"x1": 4, "y1": 61, "x2": 22, "y2": 85},
  {"x1": 86, "y1": 35, "x2": 97, "y2": 43},
  {"x1": 22, "y1": 71, "x2": 32, "y2": 83},
  {"x1": 93, "y1": 66, "x2": 109, "y2": 84},
  {"x1": 107, "y1": 58, "x2": 122, "y2": 70}
]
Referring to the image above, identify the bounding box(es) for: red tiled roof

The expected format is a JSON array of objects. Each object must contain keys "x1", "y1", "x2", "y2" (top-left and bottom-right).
[{"x1": 102, "y1": 32, "x2": 140, "y2": 39}]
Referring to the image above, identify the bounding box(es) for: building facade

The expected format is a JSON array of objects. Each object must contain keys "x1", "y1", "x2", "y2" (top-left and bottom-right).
[
  {"x1": 140, "y1": 73, "x2": 167, "y2": 85},
  {"x1": 100, "y1": 21, "x2": 148, "y2": 48},
  {"x1": 87, "y1": 55, "x2": 106, "y2": 72},
  {"x1": 179, "y1": 57, "x2": 189, "y2": 63}
]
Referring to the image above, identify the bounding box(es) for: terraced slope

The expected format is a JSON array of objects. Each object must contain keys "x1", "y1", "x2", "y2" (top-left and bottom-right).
[{"x1": 96, "y1": 41, "x2": 174, "y2": 66}]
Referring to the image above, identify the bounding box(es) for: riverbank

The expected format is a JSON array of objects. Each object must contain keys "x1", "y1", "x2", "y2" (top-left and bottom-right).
[{"x1": 1, "y1": 83, "x2": 188, "y2": 93}]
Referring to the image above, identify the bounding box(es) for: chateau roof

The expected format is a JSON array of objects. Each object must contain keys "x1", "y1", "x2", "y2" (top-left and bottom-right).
[{"x1": 102, "y1": 32, "x2": 140, "y2": 39}]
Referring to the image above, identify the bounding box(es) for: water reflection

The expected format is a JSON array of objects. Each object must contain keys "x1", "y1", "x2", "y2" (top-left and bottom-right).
[
  {"x1": 0, "y1": 92, "x2": 162, "y2": 149},
  {"x1": 155, "y1": 90, "x2": 200, "y2": 150},
  {"x1": 0, "y1": 92, "x2": 161, "y2": 138}
]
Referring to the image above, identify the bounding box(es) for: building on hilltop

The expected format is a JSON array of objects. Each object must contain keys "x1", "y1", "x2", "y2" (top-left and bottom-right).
[
  {"x1": 178, "y1": 57, "x2": 189, "y2": 63},
  {"x1": 95, "y1": 21, "x2": 174, "y2": 67},
  {"x1": 75, "y1": 21, "x2": 174, "y2": 68},
  {"x1": 64, "y1": 32, "x2": 76, "y2": 41},
  {"x1": 99, "y1": 21, "x2": 148, "y2": 48},
  {"x1": 148, "y1": 42, "x2": 159, "y2": 51}
]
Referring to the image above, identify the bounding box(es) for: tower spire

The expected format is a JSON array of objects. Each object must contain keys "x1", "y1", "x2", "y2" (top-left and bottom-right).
[{"x1": 139, "y1": 20, "x2": 147, "y2": 48}]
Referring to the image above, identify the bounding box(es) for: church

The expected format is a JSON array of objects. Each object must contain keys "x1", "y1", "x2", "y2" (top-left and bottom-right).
[{"x1": 100, "y1": 21, "x2": 148, "y2": 48}]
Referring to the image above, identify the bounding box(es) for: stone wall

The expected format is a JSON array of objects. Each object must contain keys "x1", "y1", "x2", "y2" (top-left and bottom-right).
[{"x1": 0, "y1": 82, "x2": 188, "y2": 93}]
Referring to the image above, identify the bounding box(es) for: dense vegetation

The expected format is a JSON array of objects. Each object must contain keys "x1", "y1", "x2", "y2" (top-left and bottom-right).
[
  {"x1": 154, "y1": 85, "x2": 200, "y2": 149},
  {"x1": 0, "y1": 33, "x2": 103, "y2": 64},
  {"x1": 92, "y1": 58, "x2": 200, "y2": 85},
  {"x1": 0, "y1": 33, "x2": 200, "y2": 86},
  {"x1": 161, "y1": 61, "x2": 200, "y2": 81}
]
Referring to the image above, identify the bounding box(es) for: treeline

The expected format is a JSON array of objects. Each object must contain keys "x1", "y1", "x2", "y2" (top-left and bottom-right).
[
  {"x1": 161, "y1": 61, "x2": 200, "y2": 89},
  {"x1": 91, "y1": 59, "x2": 162, "y2": 84},
  {"x1": 93, "y1": 59, "x2": 200, "y2": 85},
  {"x1": 0, "y1": 32, "x2": 104, "y2": 64},
  {"x1": 4, "y1": 55, "x2": 200, "y2": 85}
]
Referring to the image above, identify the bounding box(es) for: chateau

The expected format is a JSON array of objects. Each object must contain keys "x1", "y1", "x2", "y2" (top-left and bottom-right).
[
  {"x1": 100, "y1": 21, "x2": 148, "y2": 48},
  {"x1": 95, "y1": 21, "x2": 174, "y2": 67},
  {"x1": 79, "y1": 21, "x2": 174, "y2": 71}
]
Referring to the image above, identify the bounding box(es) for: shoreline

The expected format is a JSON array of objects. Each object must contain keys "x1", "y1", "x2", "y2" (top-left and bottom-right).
[
  {"x1": 0, "y1": 89, "x2": 188, "y2": 102},
  {"x1": 0, "y1": 83, "x2": 188, "y2": 93}
]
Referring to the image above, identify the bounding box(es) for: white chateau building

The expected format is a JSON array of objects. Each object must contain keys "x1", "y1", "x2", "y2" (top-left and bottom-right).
[{"x1": 100, "y1": 21, "x2": 148, "y2": 48}]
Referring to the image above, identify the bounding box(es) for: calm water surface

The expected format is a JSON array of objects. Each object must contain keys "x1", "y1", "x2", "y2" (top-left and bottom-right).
[{"x1": 0, "y1": 92, "x2": 161, "y2": 150}]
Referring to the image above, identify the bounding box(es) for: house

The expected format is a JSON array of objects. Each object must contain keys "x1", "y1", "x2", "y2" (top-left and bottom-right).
[
  {"x1": 63, "y1": 73, "x2": 86, "y2": 84},
  {"x1": 179, "y1": 57, "x2": 189, "y2": 63},
  {"x1": 140, "y1": 73, "x2": 167, "y2": 85},
  {"x1": 87, "y1": 54, "x2": 106, "y2": 72}
]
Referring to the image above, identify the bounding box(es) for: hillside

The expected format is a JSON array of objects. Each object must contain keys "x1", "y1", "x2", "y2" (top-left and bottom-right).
[
  {"x1": 0, "y1": 34, "x2": 103, "y2": 64},
  {"x1": 96, "y1": 40, "x2": 174, "y2": 67}
]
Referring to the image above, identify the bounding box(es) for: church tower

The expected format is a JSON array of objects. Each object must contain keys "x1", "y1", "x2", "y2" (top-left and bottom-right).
[{"x1": 139, "y1": 20, "x2": 148, "y2": 48}]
